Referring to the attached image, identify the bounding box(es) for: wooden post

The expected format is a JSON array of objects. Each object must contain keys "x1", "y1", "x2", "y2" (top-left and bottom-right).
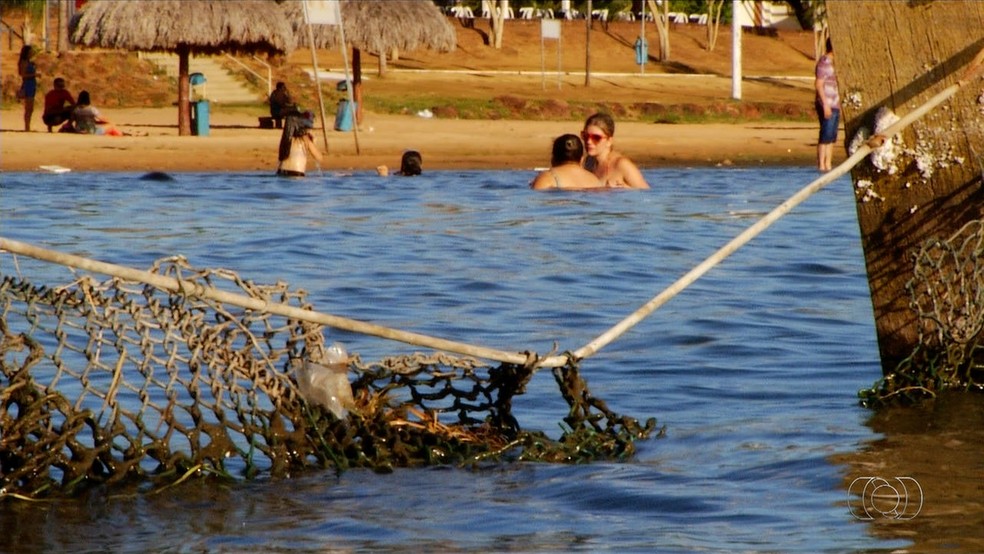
[
  {"x1": 584, "y1": 0, "x2": 591, "y2": 87},
  {"x1": 177, "y1": 45, "x2": 191, "y2": 136},
  {"x1": 826, "y1": 1, "x2": 984, "y2": 374}
]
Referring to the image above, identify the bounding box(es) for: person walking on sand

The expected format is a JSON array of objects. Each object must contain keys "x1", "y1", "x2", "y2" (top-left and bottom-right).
[
  {"x1": 17, "y1": 45, "x2": 39, "y2": 132},
  {"x1": 531, "y1": 134, "x2": 604, "y2": 190},
  {"x1": 581, "y1": 113, "x2": 649, "y2": 189},
  {"x1": 277, "y1": 111, "x2": 323, "y2": 177},
  {"x1": 42, "y1": 77, "x2": 76, "y2": 132},
  {"x1": 814, "y1": 37, "x2": 840, "y2": 172}
]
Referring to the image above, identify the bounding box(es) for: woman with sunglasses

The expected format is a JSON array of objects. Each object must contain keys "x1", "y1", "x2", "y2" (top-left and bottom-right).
[
  {"x1": 581, "y1": 113, "x2": 649, "y2": 189},
  {"x1": 530, "y1": 134, "x2": 603, "y2": 190}
]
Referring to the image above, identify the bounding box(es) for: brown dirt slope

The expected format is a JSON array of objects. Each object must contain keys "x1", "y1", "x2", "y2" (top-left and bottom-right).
[{"x1": 2, "y1": 11, "x2": 818, "y2": 123}]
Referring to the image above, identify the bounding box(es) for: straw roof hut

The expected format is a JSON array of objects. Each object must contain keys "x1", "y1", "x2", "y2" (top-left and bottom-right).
[
  {"x1": 71, "y1": 0, "x2": 296, "y2": 136},
  {"x1": 284, "y1": 0, "x2": 456, "y2": 66},
  {"x1": 282, "y1": 0, "x2": 455, "y2": 124}
]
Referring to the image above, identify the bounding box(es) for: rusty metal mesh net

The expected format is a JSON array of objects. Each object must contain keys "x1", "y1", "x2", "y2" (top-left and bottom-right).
[
  {"x1": 0, "y1": 256, "x2": 658, "y2": 499},
  {"x1": 861, "y1": 219, "x2": 984, "y2": 405}
]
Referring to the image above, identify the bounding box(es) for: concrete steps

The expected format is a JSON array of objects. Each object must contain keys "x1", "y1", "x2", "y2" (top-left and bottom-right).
[{"x1": 140, "y1": 53, "x2": 264, "y2": 105}]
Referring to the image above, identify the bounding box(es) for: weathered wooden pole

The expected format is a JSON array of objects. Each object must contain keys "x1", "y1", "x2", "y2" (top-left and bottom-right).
[{"x1": 825, "y1": 1, "x2": 984, "y2": 374}]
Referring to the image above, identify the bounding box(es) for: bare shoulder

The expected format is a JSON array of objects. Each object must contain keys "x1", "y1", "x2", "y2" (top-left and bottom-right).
[{"x1": 613, "y1": 154, "x2": 650, "y2": 189}]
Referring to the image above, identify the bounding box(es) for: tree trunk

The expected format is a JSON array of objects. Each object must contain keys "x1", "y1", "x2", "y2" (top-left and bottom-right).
[
  {"x1": 706, "y1": 0, "x2": 724, "y2": 52},
  {"x1": 784, "y1": 0, "x2": 813, "y2": 31},
  {"x1": 177, "y1": 45, "x2": 191, "y2": 136},
  {"x1": 57, "y1": 0, "x2": 69, "y2": 53},
  {"x1": 646, "y1": 0, "x2": 669, "y2": 62},
  {"x1": 826, "y1": 1, "x2": 984, "y2": 374},
  {"x1": 353, "y1": 47, "x2": 363, "y2": 125},
  {"x1": 490, "y1": 0, "x2": 505, "y2": 49}
]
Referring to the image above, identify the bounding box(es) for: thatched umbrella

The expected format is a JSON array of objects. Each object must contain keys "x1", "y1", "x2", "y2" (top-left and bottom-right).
[
  {"x1": 71, "y1": 0, "x2": 296, "y2": 136},
  {"x1": 282, "y1": 0, "x2": 456, "y2": 123}
]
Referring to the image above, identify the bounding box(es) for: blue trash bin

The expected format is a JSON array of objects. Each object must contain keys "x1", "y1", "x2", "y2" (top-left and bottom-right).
[
  {"x1": 190, "y1": 100, "x2": 210, "y2": 136},
  {"x1": 334, "y1": 99, "x2": 357, "y2": 131},
  {"x1": 634, "y1": 37, "x2": 648, "y2": 65}
]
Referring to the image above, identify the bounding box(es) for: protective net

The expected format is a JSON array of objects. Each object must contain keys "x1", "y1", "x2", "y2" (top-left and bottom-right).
[
  {"x1": 861, "y1": 219, "x2": 984, "y2": 405},
  {"x1": 0, "y1": 256, "x2": 659, "y2": 499}
]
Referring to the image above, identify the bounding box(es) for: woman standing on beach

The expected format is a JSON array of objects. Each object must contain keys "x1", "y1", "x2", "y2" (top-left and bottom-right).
[
  {"x1": 18, "y1": 45, "x2": 39, "y2": 132},
  {"x1": 581, "y1": 113, "x2": 649, "y2": 189},
  {"x1": 814, "y1": 38, "x2": 840, "y2": 172}
]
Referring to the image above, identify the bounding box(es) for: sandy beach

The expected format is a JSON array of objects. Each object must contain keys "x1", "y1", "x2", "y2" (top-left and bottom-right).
[
  {"x1": 1, "y1": 106, "x2": 823, "y2": 173},
  {"x1": 1, "y1": 14, "x2": 833, "y2": 173}
]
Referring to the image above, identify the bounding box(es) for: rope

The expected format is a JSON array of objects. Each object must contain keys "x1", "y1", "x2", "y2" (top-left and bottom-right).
[{"x1": 0, "y1": 237, "x2": 531, "y2": 366}]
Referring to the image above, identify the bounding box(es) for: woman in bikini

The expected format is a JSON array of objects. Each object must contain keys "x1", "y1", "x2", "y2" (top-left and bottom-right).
[
  {"x1": 530, "y1": 134, "x2": 603, "y2": 190},
  {"x1": 277, "y1": 111, "x2": 323, "y2": 177},
  {"x1": 581, "y1": 113, "x2": 650, "y2": 189}
]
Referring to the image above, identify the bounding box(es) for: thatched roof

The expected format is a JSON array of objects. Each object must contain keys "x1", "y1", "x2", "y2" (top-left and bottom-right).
[
  {"x1": 71, "y1": 0, "x2": 296, "y2": 56},
  {"x1": 283, "y1": 0, "x2": 456, "y2": 54}
]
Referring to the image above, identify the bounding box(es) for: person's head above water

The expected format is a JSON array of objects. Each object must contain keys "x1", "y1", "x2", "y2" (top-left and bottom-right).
[
  {"x1": 400, "y1": 150, "x2": 422, "y2": 176},
  {"x1": 550, "y1": 134, "x2": 585, "y2": 167},
  {"x1": 582, "y1": 112, "x2": 615, "y2": 139}
]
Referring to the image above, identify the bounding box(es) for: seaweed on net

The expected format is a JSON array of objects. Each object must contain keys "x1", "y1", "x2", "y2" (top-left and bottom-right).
[
  {"x1": 0, "y1": 257, "x2": 660, "y2": 499},
  {"x1": 860, "y1": 219, "x2": 984, "y2": 407}
]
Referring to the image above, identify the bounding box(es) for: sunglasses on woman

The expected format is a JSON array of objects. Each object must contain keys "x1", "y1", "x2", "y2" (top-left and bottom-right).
[{"x1": 581, "y1": 132, "x2": 607, "y2": 143}]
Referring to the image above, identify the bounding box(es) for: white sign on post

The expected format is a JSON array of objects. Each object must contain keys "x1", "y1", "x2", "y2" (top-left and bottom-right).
[
  {"x1": 540, "y1": 19, "x2": 562, "y2": 90},
  {"x1": 541, "y1": 19, "x2": 561, "y2": 39},
  {"x1": 304, "y1": 0, "x2": 340, "y2": 25}
]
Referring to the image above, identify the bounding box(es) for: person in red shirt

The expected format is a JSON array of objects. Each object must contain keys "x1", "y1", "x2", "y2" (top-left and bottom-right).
[{"x1": 42, "y1": 77, "x2": 76, "y2": 132}]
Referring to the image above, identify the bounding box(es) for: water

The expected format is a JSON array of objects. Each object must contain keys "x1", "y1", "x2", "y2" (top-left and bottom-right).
[{"x1": 0, "y1": 168, "x2": 971, "y2": 552}]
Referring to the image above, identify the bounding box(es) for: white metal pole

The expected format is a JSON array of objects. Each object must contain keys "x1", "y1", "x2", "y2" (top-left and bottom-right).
[
  {"x1": 731, "y1": 0, "x2": 742, "y2": 100},
  {"x1": 303, "y1": 1, "x2": 332, "y2": 153}
]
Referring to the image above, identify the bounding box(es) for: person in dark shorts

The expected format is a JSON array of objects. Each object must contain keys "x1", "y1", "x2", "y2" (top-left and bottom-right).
[{"x1": 814, "y1": 38, "x2": 840, "y2": 172}]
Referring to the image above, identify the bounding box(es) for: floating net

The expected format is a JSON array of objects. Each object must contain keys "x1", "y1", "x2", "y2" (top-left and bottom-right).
[
  {"x1": 0, "y1": 256, "x2": 659, "y2": 499},
  {"x1": 861, "y1": 219, "x2": 984, "y2": 405}
]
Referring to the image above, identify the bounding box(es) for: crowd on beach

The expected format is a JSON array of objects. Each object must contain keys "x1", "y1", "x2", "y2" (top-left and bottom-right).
[
  {"x1": 17, "y1": 33, "x2": 839, "y2": 179},
  {"x1": 16, "y1": 45, "x2": 125, "y2": 136}
]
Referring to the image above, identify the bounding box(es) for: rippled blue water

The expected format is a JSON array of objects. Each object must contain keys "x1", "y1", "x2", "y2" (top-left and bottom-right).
[{"x1": 0, "y1": 168, "x2": 908, "y2": 552}]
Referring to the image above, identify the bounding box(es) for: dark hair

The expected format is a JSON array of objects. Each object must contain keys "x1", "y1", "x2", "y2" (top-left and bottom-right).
[
  {"x1": 551, "y1": 134, "x2": 584, "y2": 166},
  {"x1": 278, "y1": 112, "x2": 314, "y2": 161},
  {"x1": 19, "y1": 45, "x2": 33, "y2": 61},
  {"x1": 54, "y1": 77, "x2": 66, "y2": 87},
  {"x1": 583, "y1": 112, "x2": 615, "y2": 138},
  {"x1": 275, "y1": 81, "x2": 286, "y2": 90},
  {"x1": 400, "y1": 150, "x2": 422, "y2": 176},
  {"x1": 77, "y1": 90, "x2": 91, "y2": 106}
]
